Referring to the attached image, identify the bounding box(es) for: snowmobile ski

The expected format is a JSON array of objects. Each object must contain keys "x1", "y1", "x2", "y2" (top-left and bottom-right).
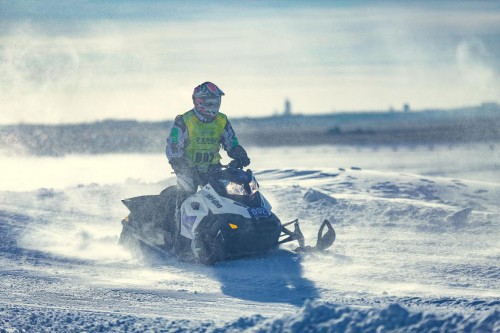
[{"x1": 279, "y1": 219, "x2": 336, "y2": 252}]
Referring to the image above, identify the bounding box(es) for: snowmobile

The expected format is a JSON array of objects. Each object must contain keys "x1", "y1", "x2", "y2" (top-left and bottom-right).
[{"x1": 118, "y1": 165, "x2": 335, "y2": 265}]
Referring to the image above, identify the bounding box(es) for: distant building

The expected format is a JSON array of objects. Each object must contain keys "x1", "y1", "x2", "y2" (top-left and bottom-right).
[
  {"x1": 403, "y1": 103, "x2": 410, "y2": 113},
  {"x1": 284, "y1": 99, "x2": 292, "y2": 116}
]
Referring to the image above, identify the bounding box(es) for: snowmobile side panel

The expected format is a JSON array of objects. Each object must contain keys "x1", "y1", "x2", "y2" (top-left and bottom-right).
[
  {"x1": 180, "y1": 197, "x2": 209, "y2": 239},
  {"x1": 200, "y1": 185, "x2": 252, "y2": 218},
  {"x1": 180, "y1": 184, "x2": 253, "y2": 239},
  {"x1": 122, "y1": 195, "x2": 158, "y2": 222}
]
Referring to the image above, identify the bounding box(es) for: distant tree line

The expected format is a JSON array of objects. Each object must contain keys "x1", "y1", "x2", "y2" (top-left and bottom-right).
[{"x1": 0, "y1": 105, "x2": 499, "y2": 156}]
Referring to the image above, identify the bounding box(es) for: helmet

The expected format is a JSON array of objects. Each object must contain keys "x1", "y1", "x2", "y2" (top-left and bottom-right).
[{"x1": 192, "y1": 82, "x2": 225, "y2": 121}]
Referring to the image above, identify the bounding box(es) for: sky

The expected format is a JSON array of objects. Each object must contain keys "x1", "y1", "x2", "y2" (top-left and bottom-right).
[{"x1": 1, "y1": 0, "x2": 500, "y2": 124}]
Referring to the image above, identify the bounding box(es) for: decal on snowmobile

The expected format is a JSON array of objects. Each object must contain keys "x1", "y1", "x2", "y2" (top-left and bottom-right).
[
  {"x1": 205, "y1": 193, "x2": 222, "y2": 208},
  {"x1": 232, "y1": 201, "x2": 248, "y2": 208},
  {"x1": 248, "y1": 207, "x2": 270, "y2": 219},
  {"x1": 182, "y1": 208, "x2": 197, "y2": 230}
]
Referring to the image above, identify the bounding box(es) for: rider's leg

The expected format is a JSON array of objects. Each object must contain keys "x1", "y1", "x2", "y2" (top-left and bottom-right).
[{"x1": 173, "y1": 173, "x2": 198, "y2": 257}]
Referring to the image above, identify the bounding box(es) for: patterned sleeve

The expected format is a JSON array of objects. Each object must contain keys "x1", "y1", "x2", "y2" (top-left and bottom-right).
[
  {"x1": 221, "y1": 118, "x2": 240, "y2": 152},
  {"x1": 166, "y1": 115, "x2": 188, "y2": 160}
]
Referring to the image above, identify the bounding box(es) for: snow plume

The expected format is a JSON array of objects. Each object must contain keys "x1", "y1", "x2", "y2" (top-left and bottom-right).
[
  {"x1": 16, "y1": 185, "x2": 133, "y2": 263},
  {"x1": 0, "y1": 24, "x2": 82, "y2": 123},
  {"x1": 0, "y1": 154, "x2": 170, "y2": 192},
  {"x1": 10, "y1": 156, "x2": 171, "y2": 262},
  {"x1": 0, "y1": 21, "x2": 190, "y2": 124},
  {"x1": 457, "y1": 39, "x2": 498, "y2": 89}
]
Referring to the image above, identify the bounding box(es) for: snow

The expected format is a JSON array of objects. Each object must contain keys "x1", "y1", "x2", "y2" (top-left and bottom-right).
[
  {"x1": 1, "y1": 302, "x2": 497, "y2": 332},
  {"x1": 0, "y1": 143, "x2": 499, "y2": 332}
]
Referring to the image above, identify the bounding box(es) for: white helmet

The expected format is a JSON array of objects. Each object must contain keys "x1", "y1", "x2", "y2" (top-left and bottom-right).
[{"x1": 192, "y1": 82, "x2": 225, "y2": 121}]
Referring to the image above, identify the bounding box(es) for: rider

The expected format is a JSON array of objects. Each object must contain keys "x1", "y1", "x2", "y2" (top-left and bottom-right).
[{"x1": 166, "y1": 81, "x2": 250, "y2": 256}]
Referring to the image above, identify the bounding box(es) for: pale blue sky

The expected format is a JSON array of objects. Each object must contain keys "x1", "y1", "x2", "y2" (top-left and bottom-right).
[{"x1": 1, "y1": 1, "x2": 499, "y2": 124}]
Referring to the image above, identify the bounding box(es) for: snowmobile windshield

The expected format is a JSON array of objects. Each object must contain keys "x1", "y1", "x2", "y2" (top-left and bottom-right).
[
  {"x1": 215, "y1": 169, "x2": 259, "y2": 196},
  {"x1": 219, "y1": 178, "x2": 259, "y2": 196}
]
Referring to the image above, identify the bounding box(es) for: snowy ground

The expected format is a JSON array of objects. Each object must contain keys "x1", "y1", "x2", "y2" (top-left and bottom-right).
[{"x1": 0, "y1": 143, "x2": 499, "y2": 332}]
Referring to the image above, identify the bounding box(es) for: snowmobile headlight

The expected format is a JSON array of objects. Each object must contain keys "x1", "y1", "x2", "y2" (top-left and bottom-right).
[
  {"x1": 225, "y1": 182, "x2": 247, "y2": 196},
  {"x1": 220, "y1": 178, "x2": 259, "y2": 196},
  {"x1": 249, "y1": 179, "x2": 259, "y2": 194}
]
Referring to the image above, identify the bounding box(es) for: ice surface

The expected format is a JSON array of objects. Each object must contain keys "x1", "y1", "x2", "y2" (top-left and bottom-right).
[{"x1": 0, "y1": 144, "x2": 499, "y2": 332}]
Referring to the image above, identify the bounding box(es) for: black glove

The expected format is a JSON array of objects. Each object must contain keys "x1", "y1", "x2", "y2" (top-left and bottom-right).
[
  {"x1": 228, "y1": 159, "x2": 242, "y2": 169},
  {"x1": 228, "y1": 145, "x2": 250, "y2": 169}
]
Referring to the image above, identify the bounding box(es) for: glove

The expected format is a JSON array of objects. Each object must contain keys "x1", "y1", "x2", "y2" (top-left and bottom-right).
[
  {"x1": 228, "y1": 159, "x2": 242, "y2": 169},
  {"x1": 228, "y1": 145, "x2": 250, "y2": 169}
]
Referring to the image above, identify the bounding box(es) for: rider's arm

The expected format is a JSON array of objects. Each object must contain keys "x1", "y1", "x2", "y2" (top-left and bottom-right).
[
  {"x1": 166, "y1": 115, "x2": 189, "y2": 172},
  {"x1": 221, "y1": 119, "x2": 240, "y2": 152},
  {"x1": 222, "y1": 119, "x2": 250, "y2": 167}
]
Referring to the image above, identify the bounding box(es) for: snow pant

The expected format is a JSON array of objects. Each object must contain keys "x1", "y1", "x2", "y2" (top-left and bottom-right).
[
  {"x1": 172, "y1": 165, "x2": 219, "y2": 258},
  {"x1": 172, "y1": 172, "x2": 204, "y2": 258}
]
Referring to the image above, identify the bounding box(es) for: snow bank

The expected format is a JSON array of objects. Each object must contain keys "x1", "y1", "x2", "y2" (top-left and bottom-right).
[
  {"x1": 1, "y1": 301, "x2": 498, "y2": 332},
  {"x1": 246, "y1": 301, "x2": 499, "y2": 333}
]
